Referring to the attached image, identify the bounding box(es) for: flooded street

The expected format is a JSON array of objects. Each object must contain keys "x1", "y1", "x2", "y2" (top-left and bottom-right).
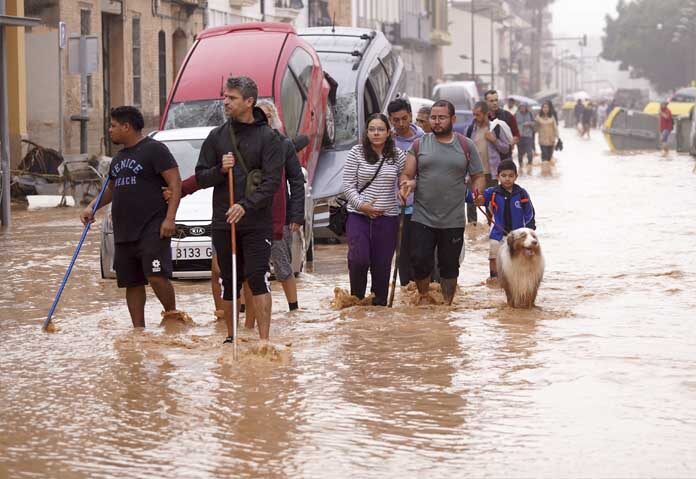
[{"x1": 2, "y1": 130, "x2": 696, "y2": 477}]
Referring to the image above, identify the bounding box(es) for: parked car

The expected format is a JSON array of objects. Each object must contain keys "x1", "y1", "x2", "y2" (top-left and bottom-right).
[
  {"x1": 159, "y1": 21, "x2": 331, "y2": 262},
  {"x1": 406, "y1": 96, "x2": 434, "y2": 115},
  {"x1": 100, "y1": 127, "x2": 310, "y2": 279},
  {"x1": 299, "y1": 26, "x2": 405, "y2": 237},
  {"x1": 671, "y1": 87, "x2": 696, "y2": 103},
  {"x1": 432, "y1": 81, "x2": 476, "y2": 133},
  {"x1": 688, "y1": 107, "x2": 696, "y2": 157}
]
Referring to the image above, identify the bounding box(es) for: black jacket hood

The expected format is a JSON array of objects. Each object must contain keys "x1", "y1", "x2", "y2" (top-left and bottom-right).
[{"x1": 230, "y1": 106, "x2": 269, "y2": 130}]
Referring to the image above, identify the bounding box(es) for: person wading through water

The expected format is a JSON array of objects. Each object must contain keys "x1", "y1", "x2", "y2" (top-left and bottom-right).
[
  {"x1": 195, "y1": 76, "x2": 283, "y2": 345},
  {"x1": 399, "y1": 100, "x2": 485, "y2": 305},
  {"x1": 238, "y1": 99, "x2": 305, "y2": 329},
  {"x1": 80, "y1": 106, "x2": 183, "y2": 328},
  {"x1": 388, "y1": 98, "x2": 424, "y2": 287},
  {"x1": 343, "y1": 113, "x2": 406, "y2": 306}
]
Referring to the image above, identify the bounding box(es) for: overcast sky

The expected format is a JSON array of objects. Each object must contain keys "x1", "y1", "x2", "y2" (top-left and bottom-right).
[{"x1": 550, "y1": 0, "x2": 620, "y2": 37}]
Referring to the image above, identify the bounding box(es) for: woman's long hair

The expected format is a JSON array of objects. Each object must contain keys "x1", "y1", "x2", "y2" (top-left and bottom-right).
[
  {"x1": 362, "y1": 113, "x2": 397, "y2": 164},
  {"x1": 540, "y1": 100, "x2": 558, "y2": 122}
]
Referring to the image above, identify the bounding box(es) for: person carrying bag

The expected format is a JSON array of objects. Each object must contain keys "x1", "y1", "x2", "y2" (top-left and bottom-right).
[{"x1": 340, "y1": 113, "x2": 406, "y2": 306}]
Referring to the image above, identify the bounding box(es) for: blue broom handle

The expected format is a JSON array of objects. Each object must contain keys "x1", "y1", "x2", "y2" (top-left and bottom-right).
[{"x1": 43, "y1": 179, "x2": 110, "y2": 330}]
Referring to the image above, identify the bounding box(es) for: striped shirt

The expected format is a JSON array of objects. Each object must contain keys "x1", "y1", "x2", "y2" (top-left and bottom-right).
[{"x1": 342, "y1": 144, "x2": 406, "y2": 217}]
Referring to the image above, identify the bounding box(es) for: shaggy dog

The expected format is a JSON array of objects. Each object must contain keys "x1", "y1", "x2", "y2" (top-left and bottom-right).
[{"x1": 497, "y1": 228, "x2": 544, "y2": 308}]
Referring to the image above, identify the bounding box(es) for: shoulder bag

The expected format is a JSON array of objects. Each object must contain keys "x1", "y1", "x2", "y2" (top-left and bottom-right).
[
  {"x1": 328, "y1": 156, "x2": 386, "y2": 236},
  {"x1": 228, "y1": 124, "x2": 263, "y2": 198}
]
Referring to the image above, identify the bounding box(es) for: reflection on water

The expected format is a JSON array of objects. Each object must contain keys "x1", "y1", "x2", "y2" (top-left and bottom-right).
[{"x1": 2, "y1": 132, "x2": 696, "y2": 477}]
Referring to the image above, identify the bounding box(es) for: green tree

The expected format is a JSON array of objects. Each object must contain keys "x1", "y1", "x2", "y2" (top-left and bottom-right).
[{"x1": 602, "y1": 0, "x2": 691, "y2": 92}]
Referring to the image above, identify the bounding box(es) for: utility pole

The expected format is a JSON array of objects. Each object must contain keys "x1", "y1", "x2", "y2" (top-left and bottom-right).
[
  {"x1": 490, "y1": 13, "x2": 494, "y2": 88},
  {"x1": 471, "y1": 0, "x2": 475, "y2": 79}
]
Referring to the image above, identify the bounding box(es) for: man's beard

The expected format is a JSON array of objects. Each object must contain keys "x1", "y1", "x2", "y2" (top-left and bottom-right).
[{"x1": 433, "y1": 124, "x2": 453, "y2": 137}]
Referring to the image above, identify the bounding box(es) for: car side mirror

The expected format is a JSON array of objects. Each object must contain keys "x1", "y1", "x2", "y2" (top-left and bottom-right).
[{"x1": 293, "y1": 134, "x2": 309, "y2": 152}]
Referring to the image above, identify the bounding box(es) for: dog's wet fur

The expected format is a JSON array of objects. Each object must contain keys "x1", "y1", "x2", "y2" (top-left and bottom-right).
[{"x1": 497, "y1": 228, "x2": 545, "y2": 308}]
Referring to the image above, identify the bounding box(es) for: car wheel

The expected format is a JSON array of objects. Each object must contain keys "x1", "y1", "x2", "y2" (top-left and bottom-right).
[{"x1": 322, "y1": 104, "x2": 335, "y2": 147}]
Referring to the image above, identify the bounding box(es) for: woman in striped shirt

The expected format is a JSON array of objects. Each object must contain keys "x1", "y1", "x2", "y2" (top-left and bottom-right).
[{"x1": 342, "y1": 113, "x2": 406, "y2": 306}]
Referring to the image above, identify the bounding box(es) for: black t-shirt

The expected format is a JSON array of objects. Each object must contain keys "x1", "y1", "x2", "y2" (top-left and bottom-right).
[{"x1": 109, "y1": 137, "x2": 178, "y2": 243}]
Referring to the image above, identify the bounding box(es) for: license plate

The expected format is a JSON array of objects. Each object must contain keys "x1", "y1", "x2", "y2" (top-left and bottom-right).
[{"x1": 173, "y1": 246, "x2": 213, "y2": 260}]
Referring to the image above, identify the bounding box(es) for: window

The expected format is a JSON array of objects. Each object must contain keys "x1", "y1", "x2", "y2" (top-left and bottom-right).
[
  {"x1": 280, "y1": 67, "x2": 304, "y2": 138},
  {"x1": 288, "y1": 48, "x2": 314, "y2": 92},
  {"x1": 381, "y1": 51, "x2": 398, "y2": 81},
  {"x1": 80, "y1": 9, "x2": 93, "y2": 108},
  {"x1": 132, "y1": 18, "x2": 141, "y2": 106},
  {"x1": 158, "y1": 31, "x2": 167, "y2": 116},
  {"x1": 363, "y1": 80, "x2": 380, "y2": 120},
  {"x1": 368, "y1": 62, "x2": 390, "y2": 109}
]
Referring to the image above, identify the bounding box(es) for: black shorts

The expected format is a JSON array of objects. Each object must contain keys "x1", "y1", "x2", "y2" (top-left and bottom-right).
[
  {"x1": 410, "y1": 221, "x2": 465, "y2": 280},
  {"x1": 114, "y1": 221, "x2": 172, "y2": 288},
  {"x1": 212, "y1": 227, "x2": 272, "y2": 300}
]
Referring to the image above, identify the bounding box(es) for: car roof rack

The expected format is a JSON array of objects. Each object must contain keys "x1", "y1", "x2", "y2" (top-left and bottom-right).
[{"x1": 303, "y1": 31, "x2": 376, "y2": 70}]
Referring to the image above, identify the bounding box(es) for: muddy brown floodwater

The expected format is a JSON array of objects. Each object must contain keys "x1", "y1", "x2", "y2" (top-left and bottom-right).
[{"x1": 2, "y1": 131, "x2": 696, "y2": 477}]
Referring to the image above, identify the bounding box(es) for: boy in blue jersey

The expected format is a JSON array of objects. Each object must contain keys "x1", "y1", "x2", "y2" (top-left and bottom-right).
[{"x1": 474, "y1": 159, "x2": 536, "y2": 282}]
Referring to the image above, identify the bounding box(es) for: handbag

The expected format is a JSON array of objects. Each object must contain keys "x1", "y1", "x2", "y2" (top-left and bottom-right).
[
  {"x1": 328, "y1": 156, "x2": 386, "y2": 236},
  {"x1": 555, "y1": 137, "x2": 564, "y2": 151},
  {"x1": 228, "y1": 125, "x2": 263, "y2": 197}
]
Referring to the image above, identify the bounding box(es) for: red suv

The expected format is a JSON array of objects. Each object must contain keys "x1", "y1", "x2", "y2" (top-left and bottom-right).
[{"x1": 160, "y1": 22, "x2": 333, "y2": 186}]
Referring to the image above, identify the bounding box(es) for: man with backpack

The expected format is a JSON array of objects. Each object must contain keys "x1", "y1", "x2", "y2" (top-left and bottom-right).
[
  {"x1": 485, "y1": 89, "x2": 519, "y2": 160},
  {"x1": 466, "y1": 101, "x2": 511, "y2": 188},
  {"x1": 399, "y1": 100, "x2": 485, "y2": 305}
]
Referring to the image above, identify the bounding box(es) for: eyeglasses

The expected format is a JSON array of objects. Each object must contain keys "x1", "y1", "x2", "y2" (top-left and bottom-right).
[{"x1": 367, "y1": 127, "x2": 388, "y2": 133}]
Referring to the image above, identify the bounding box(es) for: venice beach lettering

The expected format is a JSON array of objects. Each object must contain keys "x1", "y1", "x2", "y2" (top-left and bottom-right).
[
  {"x1": 108, "y1": 137, "x2": 178, "y2": 243},
  {"x1": 112, "y1": 158, "x2": 144, "y2": 187}
]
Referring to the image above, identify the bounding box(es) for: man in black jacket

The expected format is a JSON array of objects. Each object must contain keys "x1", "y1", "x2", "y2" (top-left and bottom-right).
[{"x1": 195, "y1": 76, "x2": 284, "y2": 344}]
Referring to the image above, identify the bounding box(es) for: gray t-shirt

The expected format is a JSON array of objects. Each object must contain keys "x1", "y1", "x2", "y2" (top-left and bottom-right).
[{"x1": 408, "y1": 133, "x2": 483, "y2": 229}]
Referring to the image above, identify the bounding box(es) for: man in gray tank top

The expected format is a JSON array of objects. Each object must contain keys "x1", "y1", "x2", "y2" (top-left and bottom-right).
[{"x1": 399, "y1": 100, "x2": 485, "y2": 305}]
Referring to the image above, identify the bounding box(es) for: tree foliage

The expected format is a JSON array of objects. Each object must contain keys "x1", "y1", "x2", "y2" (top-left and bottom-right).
[{"x1": 602, "y1": 0, "x2": 691, "y2": 93}]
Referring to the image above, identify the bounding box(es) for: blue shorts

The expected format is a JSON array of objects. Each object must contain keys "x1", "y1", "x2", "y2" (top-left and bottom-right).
[{"x1": 661, "y1": 129, "x2": 671, "y2": 144}]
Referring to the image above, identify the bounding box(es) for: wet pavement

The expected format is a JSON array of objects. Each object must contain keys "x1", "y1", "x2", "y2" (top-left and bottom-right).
[{"x1": 2, "y1": 130, "x2": 696, "y2": 477}]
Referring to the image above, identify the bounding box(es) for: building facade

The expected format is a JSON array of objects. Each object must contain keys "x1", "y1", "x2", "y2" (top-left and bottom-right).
[
  {"x1": 21, "y1": 0, "x2": 204, "y2": 159},
  {"x1": 354, "y1": 0, "x2": 450, "y2": 98},
  {"x1": 5, "y1": 0, "x2": 449, "y2": 167},
  {"x1": 443, "y1": 0, "x2": 538, "y2": 96}
]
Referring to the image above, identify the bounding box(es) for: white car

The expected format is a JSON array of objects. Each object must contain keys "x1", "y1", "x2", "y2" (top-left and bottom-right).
[{"x1": 100, "y1": 127, "x2": 309, "y2": 279}]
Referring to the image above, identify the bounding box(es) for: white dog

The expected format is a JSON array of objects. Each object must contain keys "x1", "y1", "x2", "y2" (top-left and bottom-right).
[{"x1": 497, "y1": 228, "x2": 544, "y2": 308}]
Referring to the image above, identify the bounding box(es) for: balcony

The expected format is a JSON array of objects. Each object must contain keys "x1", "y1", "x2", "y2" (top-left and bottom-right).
[
  {"x1": 395, "y1": 12, "x2": 432, "y2": 47},
  {"x1": 430, "y1": 0, "x2": 451, "y2": 46},
  {"x1": 430, "y1": 29, "x2": 451, "y2": 46},
  {"x1": 274, "y1": 0, "x2": 304, "y2": 21},
  {"x1": 229, "y1": 0, "x2": 258, "y2": 8}
]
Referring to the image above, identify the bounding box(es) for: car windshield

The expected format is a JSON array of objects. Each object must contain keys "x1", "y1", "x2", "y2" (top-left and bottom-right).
[
  {"x1": 161, "y1": 139, "x2": 204, "y2": 179},
  {"x1": 303, "y1": 34, "x2": 368, "y2": 148},
  {"x1": 672, "y1": 93, "x2": 696, "y2": 102},
  {"x1": 163, "y1": 97, "x2": 273, "y2": 129}
]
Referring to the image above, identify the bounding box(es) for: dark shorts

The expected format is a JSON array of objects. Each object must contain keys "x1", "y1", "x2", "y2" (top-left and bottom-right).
[
  {"x1": 213, "y1": 227, "x2": 272, "y2": 300},
  {"x1": 410, "y1": 221, "x2": 465, "y2": 280},
  {"x1": 114, "y1": 220, "x2": 172, "y2": 288}
]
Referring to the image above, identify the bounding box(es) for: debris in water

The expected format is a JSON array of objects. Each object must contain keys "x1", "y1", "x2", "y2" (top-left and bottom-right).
[{"x1": 331, "y1": 287, "x2": 374, "y2": 309}]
